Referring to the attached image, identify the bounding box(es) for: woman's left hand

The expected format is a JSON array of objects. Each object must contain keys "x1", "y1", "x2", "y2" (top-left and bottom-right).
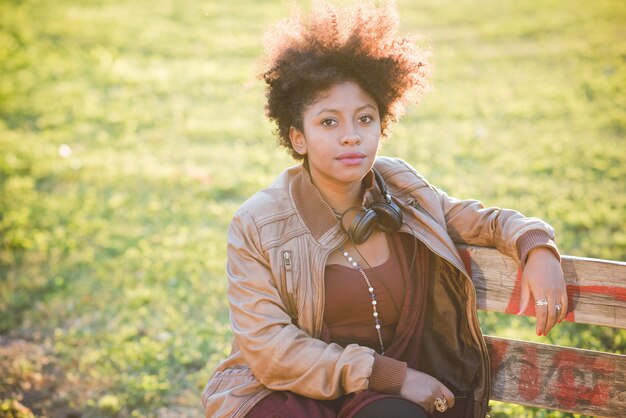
[{"x1": 517, "y1": 247, "x2": 567, "y2": 336}]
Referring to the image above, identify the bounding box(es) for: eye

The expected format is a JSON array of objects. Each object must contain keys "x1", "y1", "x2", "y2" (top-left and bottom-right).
[
  {"x1": 321, "y1": 118, "x2": 337, "y2": 127},
  {"x1": 359, "y1": 114, "x2": 374, "y2": 124}
]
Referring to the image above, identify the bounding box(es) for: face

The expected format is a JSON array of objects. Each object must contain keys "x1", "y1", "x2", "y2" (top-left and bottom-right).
[{"x1": 289, "y1": 81, "x2": 381, "y2": 191}]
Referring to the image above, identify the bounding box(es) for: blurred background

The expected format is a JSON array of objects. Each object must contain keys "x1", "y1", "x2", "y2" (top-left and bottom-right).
[{"x1": 1, "y1": 0, "x2": 624, "y2": 416}]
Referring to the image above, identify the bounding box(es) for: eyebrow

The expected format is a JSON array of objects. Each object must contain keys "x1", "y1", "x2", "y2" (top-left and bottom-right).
[{"x1": 315, "y1": 104, "x2": 378, "y2": 116}]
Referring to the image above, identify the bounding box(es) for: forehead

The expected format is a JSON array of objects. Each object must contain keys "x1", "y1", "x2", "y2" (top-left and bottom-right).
[{"x1": 307, "y1": 81, "x2": 378, "y2": 111}]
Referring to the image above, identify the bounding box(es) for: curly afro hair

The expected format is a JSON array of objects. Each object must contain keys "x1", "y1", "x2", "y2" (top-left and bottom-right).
[{"x1": 260, "y1": 1, "x2": 431, "y2": 160}]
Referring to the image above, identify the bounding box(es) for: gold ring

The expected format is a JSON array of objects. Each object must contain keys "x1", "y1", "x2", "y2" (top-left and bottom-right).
[{"x1": 434, "y1": 396, "x2": 448, "y2": 413}]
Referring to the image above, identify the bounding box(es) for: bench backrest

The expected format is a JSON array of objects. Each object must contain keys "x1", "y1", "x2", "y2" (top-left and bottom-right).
[{"x1": 459, "y1": 245, "x2": 626, "y2": 417}]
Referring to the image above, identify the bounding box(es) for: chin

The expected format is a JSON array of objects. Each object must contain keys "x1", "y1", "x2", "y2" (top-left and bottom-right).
[{"x1": 334, "y1": 166, "x2": 371, "y2": 183}]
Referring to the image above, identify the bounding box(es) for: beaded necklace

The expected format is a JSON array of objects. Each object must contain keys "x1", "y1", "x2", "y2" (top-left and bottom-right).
[{"x1": 339, "y1": 246, "x2": 385, "y2": 355}]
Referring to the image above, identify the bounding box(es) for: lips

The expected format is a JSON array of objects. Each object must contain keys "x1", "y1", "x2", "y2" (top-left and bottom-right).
[{"x1": 336, "y1": 152, "x2": 366, "y2": 165}]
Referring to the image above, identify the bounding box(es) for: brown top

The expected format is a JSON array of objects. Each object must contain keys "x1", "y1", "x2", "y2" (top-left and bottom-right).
[{"x1": 324, "y1": 235, "x2": 406, "y2": 352}]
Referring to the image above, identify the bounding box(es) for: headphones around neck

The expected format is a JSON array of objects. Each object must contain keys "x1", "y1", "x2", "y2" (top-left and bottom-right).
[{"x1": 339, "y1": 168, "x2": 403, "y2": 244}]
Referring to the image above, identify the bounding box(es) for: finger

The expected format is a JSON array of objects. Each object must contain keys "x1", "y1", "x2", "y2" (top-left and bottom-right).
[
  {"x1": 535, "y1": 299, "x2": 548, "y2": 335},
  {"x1": 544, "y1": 299, "x2": 558, "y2": 334},
  {"x1": 557, "y1": 292, "x2": 568, "y2": 323},
  {"x1": 442, "y1": 385, "x2": 455, "y2": 409},
  {"x1": 517, "y1": 280, "x2": 530, "y2": 315},
  {"x1": 560, "y1": 294, "x2": 569, "y2": 322}
]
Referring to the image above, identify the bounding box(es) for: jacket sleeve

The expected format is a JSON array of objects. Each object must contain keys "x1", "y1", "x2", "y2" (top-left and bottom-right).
[
  {"x1": 392, "y1": 157, "x2": 558, "y2": 263},
  {"x1": 225, "y1": 209, "x2": 375, "y2": 399},
  {"x1": 435, "y1": 186, "x2": 557, "y2": 263}
]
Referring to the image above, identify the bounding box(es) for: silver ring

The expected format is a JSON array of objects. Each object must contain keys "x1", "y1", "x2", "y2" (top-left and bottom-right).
[
  {"x1": 434, "y1": 397, "x2": 448, "y2": 413},
  {"x1": 555, "y1": 304, "x2": 562, "y2": 312},
  {"x1": 535, "y1": 298, "x2": 548, "y2": 306}
]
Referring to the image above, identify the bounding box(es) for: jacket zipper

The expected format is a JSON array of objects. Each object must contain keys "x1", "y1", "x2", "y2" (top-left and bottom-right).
[
  {"x1": 282, "y1": 250, "x2": 294, "y2": 294},
  {"x1": 282, "y1": 250, "x2": 298, "y2": 316}
]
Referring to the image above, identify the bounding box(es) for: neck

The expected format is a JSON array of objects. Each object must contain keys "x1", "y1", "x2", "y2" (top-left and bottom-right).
[{"x1": 314, "y1": 178, "x2": 363, "y2": 213}]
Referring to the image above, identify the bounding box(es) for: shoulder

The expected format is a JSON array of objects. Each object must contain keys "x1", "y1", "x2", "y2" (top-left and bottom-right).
[
  {"x1": 234, "y1": 165, "x2": 300, "y2": 220},
  {"x1": 374, "y1": 156, "x2": 434, "y2": 194},
  {"x1": 229, "y1": 165, "x2": 306, "y2": 249}
]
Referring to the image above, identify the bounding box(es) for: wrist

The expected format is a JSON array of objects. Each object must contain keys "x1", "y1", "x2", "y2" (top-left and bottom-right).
[
  {"x1": 516, "y1": 230, "x2": 560, "y2": 267},
  {"x1": 528, "y1": 246, "x2": 558, "y2": 259},
  {"x1": 369, "y1": 353, "x2": 407, "y2": 395}
]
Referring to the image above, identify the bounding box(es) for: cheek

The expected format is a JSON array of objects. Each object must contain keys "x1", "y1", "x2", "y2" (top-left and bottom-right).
[
  {"x1": 303, "y1": 128, "x2": 332, "y2": 153},
  {"x1": 366, "y1": 128, "x2": 382, "y2": 144}
]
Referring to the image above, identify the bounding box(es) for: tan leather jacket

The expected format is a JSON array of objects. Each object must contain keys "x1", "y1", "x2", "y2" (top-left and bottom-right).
[{"x1": 202, "y1": 157, "x2": 555, "y2": 417}]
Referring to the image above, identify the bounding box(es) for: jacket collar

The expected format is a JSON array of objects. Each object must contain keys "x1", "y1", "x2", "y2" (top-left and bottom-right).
[{"x1": 290, "y1": 165, "x2": 381, "y2": 242}]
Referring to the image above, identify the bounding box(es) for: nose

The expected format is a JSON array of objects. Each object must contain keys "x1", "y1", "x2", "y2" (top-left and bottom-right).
[{"x1": 340, "y1": 123, "x2": 361, "y2": 145}]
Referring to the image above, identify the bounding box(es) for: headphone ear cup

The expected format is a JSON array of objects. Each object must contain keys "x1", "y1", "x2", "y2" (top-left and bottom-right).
[
  {"x1": 370, "y1": 200, "x2": 403, "y2": 233},
  {"x1": 348, "y1": 208, "x2": 378, "y2": 244}
]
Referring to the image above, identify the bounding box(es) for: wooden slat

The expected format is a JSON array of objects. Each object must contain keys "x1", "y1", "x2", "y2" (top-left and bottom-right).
[
  {"x1": 458, "y1": 245, "x2": 626, "y2": 328},
  {"x1": 486, "y1": 336, "x2": 626, "y2": 417}
]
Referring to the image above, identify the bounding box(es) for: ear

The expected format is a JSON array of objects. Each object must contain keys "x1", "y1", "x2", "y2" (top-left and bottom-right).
[{"x1": 289, "y1": 126, "x2": 307, "y2": 156}]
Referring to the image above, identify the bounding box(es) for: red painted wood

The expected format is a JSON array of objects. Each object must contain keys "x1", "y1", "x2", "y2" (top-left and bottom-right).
[{"x1": 486, "y1": 336, "x2": 626, "y2": 417}]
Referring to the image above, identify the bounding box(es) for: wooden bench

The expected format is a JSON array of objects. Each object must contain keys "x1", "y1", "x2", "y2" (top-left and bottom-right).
[{"x1": 459, "y1": 245, "x2": 626, "y2": 417}]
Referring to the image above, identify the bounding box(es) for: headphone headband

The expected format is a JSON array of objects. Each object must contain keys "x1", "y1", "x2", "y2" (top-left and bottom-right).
[{"x1": 372, "y1": 168, "x2": 391, "y2": 204}]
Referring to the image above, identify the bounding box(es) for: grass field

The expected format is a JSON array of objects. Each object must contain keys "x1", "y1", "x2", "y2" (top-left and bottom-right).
[{"x1": 1, "y1": 0, "x2": 625, "y2": 416}]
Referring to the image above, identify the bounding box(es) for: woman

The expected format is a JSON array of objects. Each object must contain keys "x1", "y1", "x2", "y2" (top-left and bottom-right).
[{"x1": 203, "y1": 2, "x2": 567, "y2": 417}]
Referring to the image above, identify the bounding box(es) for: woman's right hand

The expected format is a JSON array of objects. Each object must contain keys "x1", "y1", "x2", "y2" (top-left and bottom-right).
[{"x1": 400, "y1": 368, "x2": 455, "y2": 414}]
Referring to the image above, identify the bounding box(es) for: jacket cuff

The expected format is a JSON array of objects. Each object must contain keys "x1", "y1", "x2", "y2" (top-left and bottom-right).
[
  {"x1": 368, "y1": 353, "x2": 407, "y2": 395},
  {"x1": 516, "y1": 230, "x2": 561, "y2": 268}
]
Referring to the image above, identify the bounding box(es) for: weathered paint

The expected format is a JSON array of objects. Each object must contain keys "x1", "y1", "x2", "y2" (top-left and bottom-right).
[{"x1": 487, "y1": 337, "x2": 625, "y2": 416}]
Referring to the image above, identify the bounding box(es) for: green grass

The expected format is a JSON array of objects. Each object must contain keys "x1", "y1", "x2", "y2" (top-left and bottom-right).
[{"x1": 1, "y1": 0, "x2": 625, "y2": 416}]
